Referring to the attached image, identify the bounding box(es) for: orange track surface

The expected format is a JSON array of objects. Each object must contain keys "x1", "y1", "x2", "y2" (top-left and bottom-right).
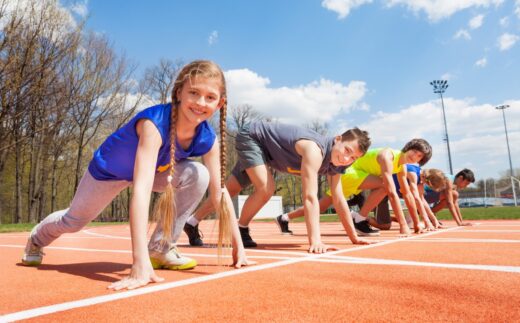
[{"x1": 1, "y1": 220, "x2": 520, "y2": 322}]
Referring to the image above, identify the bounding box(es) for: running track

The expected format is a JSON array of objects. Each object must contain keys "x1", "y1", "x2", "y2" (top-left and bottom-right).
[{"x1": 1, "y1": 219, "x2": 520, "y2": 322}]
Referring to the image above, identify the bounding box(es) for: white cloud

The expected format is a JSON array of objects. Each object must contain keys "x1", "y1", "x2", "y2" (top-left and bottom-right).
[
  {"x1": 359, "y1": 98, "x2": 520, "y2": 179},
  {"x1": 208, "y1": 30, "x2": 219, "y2": 45},
  {"x1": 441, "y1": 73, "x2": 454, "y2": 81},
  {"x1": 469, "y1": 14, "x2": 484, "y2": 29},
  {"x1": 475, "y1": 57, "x2": 487, "y2": 67},
  {"x1": 384, "y1": 0, "x2": 503, "y2": 22},
  {"x1": 499, "y1": 16, "x2": 509, "y2": 27},
  {"x1": 225, "y1": 68, "x2": 368, "y2": 125},
  {"x1": 454, "y1": 29, "x2": 471, "y2": 40},
  {"x1": 516, "y1": 0, "x2": 520, "y2": 19},
  {"x1": 497, "y1": 33, "x2": 519, "y2": 51},
  {"x1": 69, "y1": 0, "x2": 89, "y2": 18},
  {"x1": 321, "y1": 0, "x2": 373, "y2": 19}
]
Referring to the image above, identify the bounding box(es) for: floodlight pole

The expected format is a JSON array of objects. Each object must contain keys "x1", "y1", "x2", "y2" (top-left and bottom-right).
[
  {"x1": 495, "y1": 104, "x2": 517, "y2": 206},
  {"x1": 431, "y1": 80, "x2": 454, "y2": 174}
]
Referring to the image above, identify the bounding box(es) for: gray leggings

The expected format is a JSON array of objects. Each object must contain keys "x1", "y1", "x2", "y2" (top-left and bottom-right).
[{"x1": 30, "y1": 159, "x2": 209, "y2": 253}]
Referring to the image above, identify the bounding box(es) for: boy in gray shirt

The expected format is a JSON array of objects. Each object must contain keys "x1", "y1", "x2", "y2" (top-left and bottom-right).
[{"x1": 185, "y1": 121, "x2": 372, "y2": 253}]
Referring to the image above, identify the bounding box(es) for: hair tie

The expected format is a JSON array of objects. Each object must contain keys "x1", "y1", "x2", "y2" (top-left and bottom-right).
[{"x1": 167, "y1": 175, "x2": 173, "y2": 183}]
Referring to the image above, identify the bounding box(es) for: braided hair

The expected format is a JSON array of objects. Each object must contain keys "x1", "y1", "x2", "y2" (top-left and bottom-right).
[{"x1": 152, "y1": 60, "x2": 232, "y2": 255}]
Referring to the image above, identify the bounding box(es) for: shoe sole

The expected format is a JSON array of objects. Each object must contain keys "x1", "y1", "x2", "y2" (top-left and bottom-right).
[
  {"x1": 150, "y1": 258, "x2": 197, "y2": 270},
  {"x1": 355, "y1": 229, "x2": 380, "y2": 237},
  {"x1": 21, "y1": 260, "x2": 42, "y2": 266},
  {"x1": 189, "y1": 240, "x2": 204, "y2": 247}
]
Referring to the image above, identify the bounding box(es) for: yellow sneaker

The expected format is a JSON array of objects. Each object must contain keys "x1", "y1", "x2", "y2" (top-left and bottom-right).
[{"x1": 149, "y1": 247, "x2": 197, "y2": 270}]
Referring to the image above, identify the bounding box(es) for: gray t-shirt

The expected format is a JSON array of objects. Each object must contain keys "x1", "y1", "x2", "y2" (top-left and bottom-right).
[{"x1": 249, "y1": 121, "x2": 346, "y2": 176}]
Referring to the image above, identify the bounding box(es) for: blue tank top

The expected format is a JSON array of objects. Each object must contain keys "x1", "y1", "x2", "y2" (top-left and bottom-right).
[
  {"x1": 88, "y1": 103, "x2": 216, "y2": 181},
  {"x1": 393, "y1": 164, "x2": 421, "y2": 197}
]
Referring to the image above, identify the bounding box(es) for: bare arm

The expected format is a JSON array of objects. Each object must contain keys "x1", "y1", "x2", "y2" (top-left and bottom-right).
[
  {"x1": 407, "y1": 173, "x2": 434, "y2": 231},
  {"x1": 399, "y1": 171, "x2": 424, "y2": 233},
  {"x1": 296, "y1": 140, "x2": 336, "y2": 253},
  {"x1": 419, "y1": 184, "x2": 442, "y2": 228},
  {"x1": 109, "y1": 119, "x2": 164, "y2": 290},
  {"x1": 444, "y1": 181, "x2": 463, "y2": 225},
  {"x1": 378, "y1": 150, "x2": 411, "y2": 236},
  {"x1": 329, "y1": 174, "x2": 371, "y2": 245}
]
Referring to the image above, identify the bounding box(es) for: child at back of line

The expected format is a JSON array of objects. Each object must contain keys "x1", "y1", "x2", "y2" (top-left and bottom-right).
[
  {"x1": 184, "y1": 121, "x2": 373, "y2": 252},
  {"x1": 425, "y1": 168, "x2": 475, "y2": 226},
  {"x1": 22, "y1": 60, "x2": 253, "y2": 291}
]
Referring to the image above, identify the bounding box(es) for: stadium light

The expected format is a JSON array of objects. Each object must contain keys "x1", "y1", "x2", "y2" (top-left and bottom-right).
[
  {"x1": 495, "y1": 104, "x2": 517, "y2": 206},
  {"x1": 430, "y1": 80, "x2": 453, "y2": 174}
]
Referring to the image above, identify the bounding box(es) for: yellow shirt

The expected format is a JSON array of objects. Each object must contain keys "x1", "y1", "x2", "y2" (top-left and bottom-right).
[{"x1": 328, "y1": 148, "x2": 403, "y2": 198}]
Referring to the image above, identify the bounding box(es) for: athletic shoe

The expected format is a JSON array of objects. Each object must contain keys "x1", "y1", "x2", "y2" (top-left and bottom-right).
[
  {"x1": 239, "y1": 226, "x2": 257, "y2": 248},
  {"x1": 275, "y1": 215, "x2": 293, "y2": 235},
  {"x1": 149, "y1": 247, "x2": 197, "y2": 270},
  {"x1": 183, "y1": 222, "x2": 204, "y2": 246},
  {"x1": 354, "y1": 220, "x2": 380, "y2": 237},
  {"x1": 21, "y1": 238, "x2": 44, "y2": 266}
]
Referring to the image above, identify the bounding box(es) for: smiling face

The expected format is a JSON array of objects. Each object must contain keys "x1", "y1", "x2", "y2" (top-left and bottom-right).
[
  {"x1": 403, "y1": 149, "x2": 424, "y2": 165},
  {"x1": 176, "y1": 76, "x2": 224, "y2": 126},
  {"x1": 330, "y1": 137, "x2": 364, "y2": 167}
]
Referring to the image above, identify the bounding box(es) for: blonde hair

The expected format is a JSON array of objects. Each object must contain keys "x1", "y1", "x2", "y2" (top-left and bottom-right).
[
  {"x1": 422, "y1": 168, "x2": 446, "y2": 192},
  {"x1": 152, "y1": 60, "x2": 231, "y2": 256}
]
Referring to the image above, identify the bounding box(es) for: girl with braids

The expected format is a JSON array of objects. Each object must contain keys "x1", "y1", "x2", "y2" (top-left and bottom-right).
[{"x1": 22, "y1": 60, "x2": 252, "y2": 290}]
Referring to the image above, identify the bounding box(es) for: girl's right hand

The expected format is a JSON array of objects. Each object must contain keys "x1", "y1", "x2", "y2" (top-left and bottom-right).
[
  {"x1": 108, "y1": 261, "x2": 164, "y2": 291},
  {"x1": 232, "y1": 248, "x2": 257, "y2": 268}
]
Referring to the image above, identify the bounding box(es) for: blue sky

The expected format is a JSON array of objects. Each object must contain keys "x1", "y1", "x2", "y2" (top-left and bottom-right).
[{"x1": 62, "y1": 0, "x2": 519, "y2": 181}]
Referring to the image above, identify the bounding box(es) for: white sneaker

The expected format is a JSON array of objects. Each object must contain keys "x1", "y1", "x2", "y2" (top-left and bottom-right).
[
  {"x1": 22, "y1": 238, "x2": 44, "y2": 266},
  {"x1": 149, "y1": 247, "x2": 197, "y2": 270}
]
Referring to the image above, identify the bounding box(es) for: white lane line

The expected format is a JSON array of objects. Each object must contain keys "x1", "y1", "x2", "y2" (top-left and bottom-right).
[
  {"x1": 0, "y1": 226, "x2": 461, "y2": 322},
  {"x1": 468, "y1": 224, "x2": 520, "y2": 227},
  {"x1": 404, "y1": 238, "x2": 520, "y2": 243},
  {"x1": 81, "y1": 229, "x2": 385, "y2": 244},
  {"x1": 0, "y1": 245, "x2": 291, "y2": 261},
  {"x1": 308, "y1": 256, "x2": 520, "y2": 273},
  {"x1": 455, "y1": 230, "x2": 520, "y2": 233},
  {"x1": 82, "y1": 229, "x2": 130, "y2": 240}
]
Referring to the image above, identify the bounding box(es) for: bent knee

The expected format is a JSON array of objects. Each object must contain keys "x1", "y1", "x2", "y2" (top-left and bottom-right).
[
  {"x1": 184, "y1": 162, "x2": 210, "y2": 191},
  {"x1": 254, "y1": 184, "x2": 275, "y2": 201}
]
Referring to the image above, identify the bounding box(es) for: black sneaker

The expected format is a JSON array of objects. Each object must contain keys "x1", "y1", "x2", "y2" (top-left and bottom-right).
[
  {"x1": 239, "y1": 226, "x2": 257, "y2": 248},
  {"x1": 183, "y1": 223, "x2": 204, "y2": 246},
  {"x1": 354, "y1": 220, "x2": 380, "y2": 237},
  {"x1": 275, "y1": 215, "x2": 293, "y2": 235}
]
